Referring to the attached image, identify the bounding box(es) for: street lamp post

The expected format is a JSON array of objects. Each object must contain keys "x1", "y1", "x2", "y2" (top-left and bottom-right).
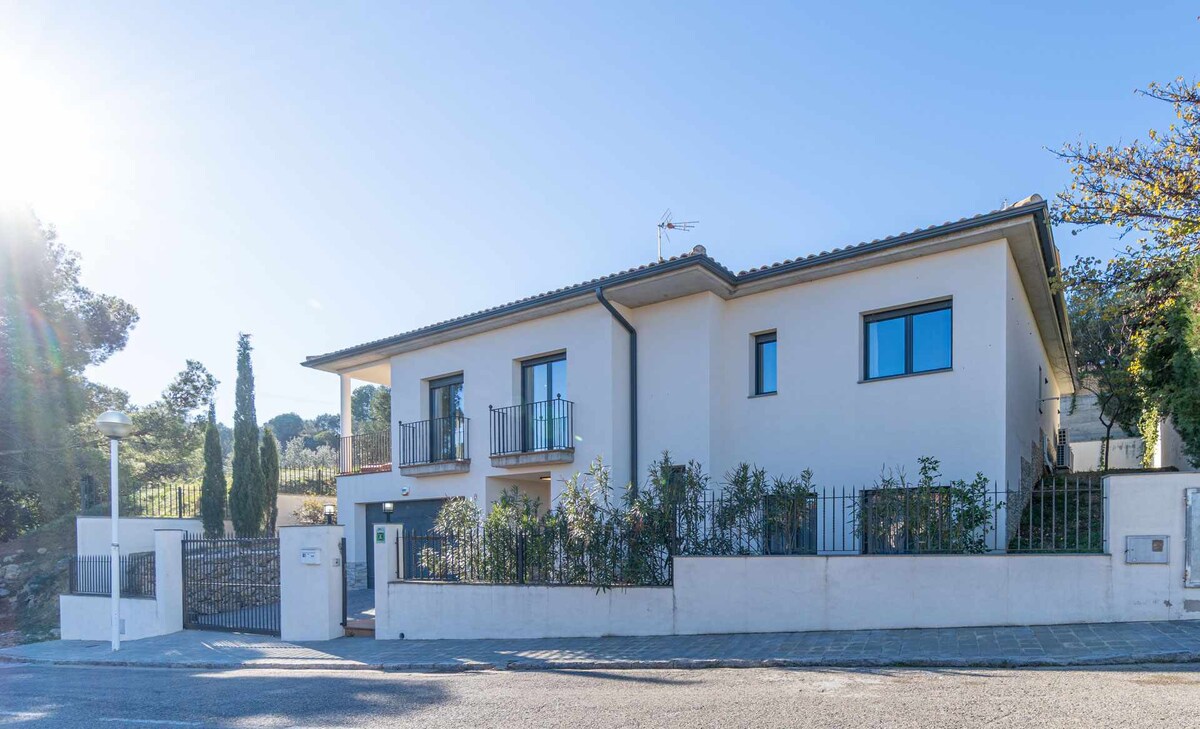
[{"x1": 95, "y1": 410, "x2": 133, "y2": 652}]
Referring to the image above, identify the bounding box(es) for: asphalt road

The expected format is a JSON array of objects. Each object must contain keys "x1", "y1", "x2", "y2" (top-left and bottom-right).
[{"x1": 2, "y1": 661, "x2": 1200, "y2": 728}]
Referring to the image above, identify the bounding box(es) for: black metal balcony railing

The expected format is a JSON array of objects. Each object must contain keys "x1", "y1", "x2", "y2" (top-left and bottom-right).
[
  {"x1": 489, "y1": 398, "x2": 574, "y2": 457},
  {"x1": 398, "y1": 416, "x2": 470, "y2": 467},
  {"x1": 338, "y1": 430, "x2": 392, "y2": 476}
]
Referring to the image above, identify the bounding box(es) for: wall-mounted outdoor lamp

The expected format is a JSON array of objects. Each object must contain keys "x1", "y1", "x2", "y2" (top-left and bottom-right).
[{"x1": 383, "y1": 502, "x2": 395, "y2": 523}]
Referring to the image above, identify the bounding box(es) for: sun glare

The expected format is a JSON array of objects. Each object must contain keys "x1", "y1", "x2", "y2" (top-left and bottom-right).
[{"x1": 0, "y1": 59, "x2": 112, "y2": 218}]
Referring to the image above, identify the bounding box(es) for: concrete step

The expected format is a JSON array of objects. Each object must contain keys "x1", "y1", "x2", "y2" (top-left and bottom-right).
[{"x1": 344, "y1": 619, "x2": 375, "y2": 638}]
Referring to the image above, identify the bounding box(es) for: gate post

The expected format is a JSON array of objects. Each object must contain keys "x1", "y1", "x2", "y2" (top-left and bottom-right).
[
  {"x1": 279, "y1": 525, "x2": 345, "y2": 641},
  {"x1": 373, "y1": 523, "x2": 403, "y2": 640},
  {"x1": 154, "y1": 529, "x2": 185, "y2": 635}
]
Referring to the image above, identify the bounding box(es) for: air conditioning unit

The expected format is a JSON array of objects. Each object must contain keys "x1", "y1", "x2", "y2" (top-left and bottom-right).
[{"x1": 1055, "y1": 428, "x2": 1073, "y2": 471}]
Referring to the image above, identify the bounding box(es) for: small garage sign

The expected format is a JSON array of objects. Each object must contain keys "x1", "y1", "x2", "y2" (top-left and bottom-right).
[{"x1": 376, "y1": 527, "x2": 386, "y2": 543}]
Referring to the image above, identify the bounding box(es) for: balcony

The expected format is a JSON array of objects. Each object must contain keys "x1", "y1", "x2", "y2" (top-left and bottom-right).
[
  {"x1": 397, "y1": 416, "x2": 471, "y2": 477},
  {"x1": 338, "y1": 430, "x2": 391, "y2": 476},
  {"x1": 489, "y1": 398, "x2": 575, "y2": 468}
]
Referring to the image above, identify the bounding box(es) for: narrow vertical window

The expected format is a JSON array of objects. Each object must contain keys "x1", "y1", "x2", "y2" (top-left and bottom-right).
[{"x1": 754, "y1": 332, "x2": 777, "y2": 395}]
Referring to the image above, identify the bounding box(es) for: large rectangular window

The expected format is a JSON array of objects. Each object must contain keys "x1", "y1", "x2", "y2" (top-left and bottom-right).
[
  {"x1": 864, "y1": 300, "x2": 952, "y2": 380},
  {"x1": 521, "y1": 353, "x2": 568, "y2": 451},
  {"x1": 754, "y1": 332, "x2": 777, "y2": 395}
]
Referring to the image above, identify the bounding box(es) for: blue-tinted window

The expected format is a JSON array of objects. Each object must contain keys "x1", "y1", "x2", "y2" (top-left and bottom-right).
[
  {"x1": 866, "y1": 317, "x2": 906, "y2": 379},
  {"x1": 864, "y1": 301, "x2": 952, "y2": 380},
  {"x1": 911, "y1": 308, "x2": 952, "y2": 372},
  {"x1": 755, "y1": 332, "x2": 777, "y2": 395}
]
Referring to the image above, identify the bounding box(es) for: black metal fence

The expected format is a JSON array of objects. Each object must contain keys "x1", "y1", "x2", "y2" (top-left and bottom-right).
[
  {"x1": 397, "y1": 416, "x2": 470, "y2": 466},
  {"x1": 676, "y1": 480, "x2": 1104, "y2": 556},
  {"x1": 81, "y1": 477, "x2": 202, "y2": 519},
  {"x1": 278, "y1": 466, "x2": 337, "y2": 496},
  {"x1": 489, "y1": 398, "x2": 574, "y2": 456},
  {"x1": 406, "y1": 478, "x2": 1106, "y2": 587},
  {"x1": 339, "y1": 430, "x2": 391, "y2": 476},
  {"x1": 127, "y1": 483, "x2": 203, "y2": 518},
  {"x1": 182, "y1": 536, "x2": 281, "y2": 636},
  {"x1": 402, "y1": 518, "x2": 673, "y2": 587},
  {"x1": 69, "y1": 553, "x2": 156, "y2": 597}
]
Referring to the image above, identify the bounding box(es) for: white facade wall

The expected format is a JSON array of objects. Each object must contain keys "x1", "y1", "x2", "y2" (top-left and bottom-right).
[
  {"x1": 341, "y1": 305, "x2": 627, "y2": 564},
  {"x1": 636, "y1": 239, "x2": 1016, "y2": 489},
  {"x1": 341, "y1": 237, "x2": 1063, "y2": 562},
  {"x1": 382, "y1": 473, "x2": 1200, "y2": 640}
]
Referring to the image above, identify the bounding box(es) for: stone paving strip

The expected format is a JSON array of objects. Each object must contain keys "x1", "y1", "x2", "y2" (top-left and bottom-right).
[{"x1": 3, "y1": 621, "x2": 1200, "y2": 672}]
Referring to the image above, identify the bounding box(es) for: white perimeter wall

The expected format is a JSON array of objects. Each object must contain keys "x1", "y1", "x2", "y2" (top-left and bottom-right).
[
  {"x1": 60, "y1": 529, "x2": 185, "y2": 642},
  {"x1": 382, "y1": 473, "x2": 1200, "y2": 640},
  {"x1": 386, "y1": 583, "x2": 673, "y2": 640},
  {"x1": 76, "y1": 516, "x2": 202, "y2": 555}
]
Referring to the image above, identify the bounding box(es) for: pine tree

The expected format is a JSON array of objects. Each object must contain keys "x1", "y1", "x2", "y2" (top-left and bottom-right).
[
  {"x1": 261, "y1": 428, "x2": 280, "y2": 535},
  {"x1": 200, "y1": 414, "x2": 226, "y2": 538},
  {"x1": 229, "y1": 333, "x2": 265, "y2": 536}
]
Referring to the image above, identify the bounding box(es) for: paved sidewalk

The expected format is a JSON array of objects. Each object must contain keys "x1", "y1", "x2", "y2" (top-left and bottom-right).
[{"x1": 3, "y1": 621, "x2": 1200, "y2": 672}]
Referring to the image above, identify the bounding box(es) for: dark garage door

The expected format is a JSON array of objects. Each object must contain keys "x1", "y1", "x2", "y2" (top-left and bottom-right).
[{"x1": 364, "y1": 499, "x2": 446, "y2": 588}]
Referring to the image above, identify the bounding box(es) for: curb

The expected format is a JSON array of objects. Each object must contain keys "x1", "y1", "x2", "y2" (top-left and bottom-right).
[{"x1": 3, "y1": 650, "x2": 1199, "y2": 673}]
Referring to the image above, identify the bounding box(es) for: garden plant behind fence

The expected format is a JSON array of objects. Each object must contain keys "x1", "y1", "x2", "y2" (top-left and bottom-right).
[{"x1": 408, "y1": 476, "x2": 1105, "y2": 587}]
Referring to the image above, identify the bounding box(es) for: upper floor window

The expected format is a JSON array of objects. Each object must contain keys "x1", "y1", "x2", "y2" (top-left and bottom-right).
[
  {"x1": 754, "y1": 332, "x2": 777, "y2": 395},
  {"x1": 863, "y1": 300, "x2": 952, "y2": 381},
  {"x1": 521, "y1": 353, "x2": 567, "y2": 404},
  {"x1": 429, "y1": 374, "x2": 464, "y2": 421}
]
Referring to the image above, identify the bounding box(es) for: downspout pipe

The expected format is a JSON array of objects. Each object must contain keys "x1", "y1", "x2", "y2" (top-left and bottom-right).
[{"x1": 595, "y1": 288, "x2": 638, "y2": 496}]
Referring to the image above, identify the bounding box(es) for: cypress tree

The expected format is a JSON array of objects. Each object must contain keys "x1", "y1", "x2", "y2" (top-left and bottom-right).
[
  {"x1": 229, "y1": 333, "x2": 265, "y2": 536},
  {"x1": 200, "y1": 416, "x2": 226, "y2": 538},
  {"x1": 261, "y1": 428, "x2": 280, "y2": 535}
]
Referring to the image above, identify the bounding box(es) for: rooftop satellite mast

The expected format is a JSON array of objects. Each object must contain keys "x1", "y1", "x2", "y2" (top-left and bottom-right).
[{"x1": 657, "y1": 209, "x2": 698, "y2": 262}]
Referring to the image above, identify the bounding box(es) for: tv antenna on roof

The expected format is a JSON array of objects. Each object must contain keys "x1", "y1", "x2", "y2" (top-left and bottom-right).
[{"x1": 657, "y1": 210, "x2": 698, "y2": 262}]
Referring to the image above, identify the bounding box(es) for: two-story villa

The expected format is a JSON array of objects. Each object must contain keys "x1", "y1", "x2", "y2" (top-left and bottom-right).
[{"x1": 303, "y1": 195, "x2": 1075, "y2": 587}]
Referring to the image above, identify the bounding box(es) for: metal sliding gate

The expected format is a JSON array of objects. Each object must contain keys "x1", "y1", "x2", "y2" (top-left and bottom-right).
[{"x1": 182, "y1": 536, "x2": 281, "y2": 636}]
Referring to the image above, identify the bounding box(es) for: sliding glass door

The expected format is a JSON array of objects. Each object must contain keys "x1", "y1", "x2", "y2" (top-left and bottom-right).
[
  {"x1": 429, "y1": 374, "x2": 464, "y2": 461},
  {"x1": 521, "y1": 355, "x2": 567, "y2": 451}
]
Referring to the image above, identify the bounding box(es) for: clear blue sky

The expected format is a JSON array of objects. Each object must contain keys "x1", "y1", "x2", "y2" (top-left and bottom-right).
[{"x1": 1, "y1": 2, "x2": 1196, "y2": 423}]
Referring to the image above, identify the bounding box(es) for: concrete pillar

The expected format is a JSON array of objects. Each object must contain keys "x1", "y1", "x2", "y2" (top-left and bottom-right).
[
  {"x1": 153, "y1": 529, "x2": 185, "y2": 635},
  {"x1": 279, "y1": 525, "x2": 345, "y2": 641},
  {"x1": 340, "y1": 373, "x2": 354, "y2": 439},
  {"x1": 372, "y1": 523, "x2": 403, "y2": 640}
]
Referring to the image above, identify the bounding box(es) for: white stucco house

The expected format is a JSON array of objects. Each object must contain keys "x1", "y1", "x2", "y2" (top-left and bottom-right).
[{"x1": 303, "y1": 194, "x2": 1075, "y2": 587}]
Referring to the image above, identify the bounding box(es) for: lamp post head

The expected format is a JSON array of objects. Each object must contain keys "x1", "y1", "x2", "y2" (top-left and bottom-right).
[
  {"x1": 323, "y1": 503, "x2": 336, "y2": 525},
  {"x1": 95, "y1": 411, "x2": 133, "y2": 440}
]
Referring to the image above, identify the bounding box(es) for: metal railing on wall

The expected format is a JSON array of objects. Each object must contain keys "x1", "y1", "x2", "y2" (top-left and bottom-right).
[
  {"x1": 69, "y1": 553, "x2": 156, "y2": 598},
  {"x1": 404, "y1": 477, "x2": 1106, "y2": 588}
]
